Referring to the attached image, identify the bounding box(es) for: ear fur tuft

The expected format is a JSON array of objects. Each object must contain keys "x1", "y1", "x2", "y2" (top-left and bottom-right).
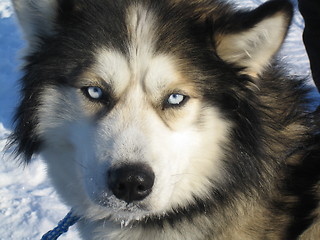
[{"x1": 214, "y1": 0, "x2": 293, "y2": 77}]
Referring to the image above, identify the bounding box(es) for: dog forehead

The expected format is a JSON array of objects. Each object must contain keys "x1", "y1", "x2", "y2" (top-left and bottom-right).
[
  {"x1": 93, "y1": 49, "x2": 179, "y2": 95},
  {"x1": 92, "y1": 3, "x2": 183, "y2": 96},
  {"x1": 126, "y1": 3, "x2": 157, "y2": 59}
]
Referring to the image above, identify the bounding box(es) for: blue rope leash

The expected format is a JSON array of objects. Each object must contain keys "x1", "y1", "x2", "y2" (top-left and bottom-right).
[{"x1": 41, "y1": 210, "x2": 80, "y2": 240}]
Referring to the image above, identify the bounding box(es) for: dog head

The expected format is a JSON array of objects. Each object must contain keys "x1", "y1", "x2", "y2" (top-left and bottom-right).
[{"x1": 11, "y1": 0, "x2": 292, "y2": 223}]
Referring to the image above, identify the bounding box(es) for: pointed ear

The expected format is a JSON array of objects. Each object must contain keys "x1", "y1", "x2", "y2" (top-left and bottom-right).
[
  {"x1": 12, "y1": 0, "x2": 77, "y2": 52},
  {"x1": 12, "y1": 0, "x2": 58, "y2": 50},
  {"x1": 214, "y1": 0, "x2": 293, "y2": 77}
]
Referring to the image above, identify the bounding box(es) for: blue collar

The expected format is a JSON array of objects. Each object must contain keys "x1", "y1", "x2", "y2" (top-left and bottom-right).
[{"x1": 41, "y1": 210, "x2": 80, "y2": 240}]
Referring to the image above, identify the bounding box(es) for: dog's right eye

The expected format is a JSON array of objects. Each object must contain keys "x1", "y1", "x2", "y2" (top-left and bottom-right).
[
  {"x1": 87, "y1": 86, "x2": 103, "y2": 99},
  {"x1": 82, "y1": 86, "x2": 103, "y2": 100}
]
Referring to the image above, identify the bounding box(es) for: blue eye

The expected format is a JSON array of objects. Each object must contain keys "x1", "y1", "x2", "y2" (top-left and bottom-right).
[
  {"x1": 86, "y1": 86, "x2": 103, "y2": 99},
  {"x1": 167, "y1": 93, "x2": 188, "y2": 106},
  {"x1": 168, "y1": 94, "x2": 184, "y2": 105}
]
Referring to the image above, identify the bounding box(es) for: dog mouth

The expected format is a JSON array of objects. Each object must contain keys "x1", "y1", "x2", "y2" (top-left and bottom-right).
[
  {"x1": 93, "y1": 192, "x2": 151, "y2": 223},
  {"x1": 98, "y1": 192, "x2": 147, "y2": 210}
]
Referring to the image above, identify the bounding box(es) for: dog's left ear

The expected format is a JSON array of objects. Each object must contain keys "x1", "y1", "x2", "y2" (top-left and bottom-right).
[{"x1": 213, "y1": 0, "x2": 293, "y2": 77}]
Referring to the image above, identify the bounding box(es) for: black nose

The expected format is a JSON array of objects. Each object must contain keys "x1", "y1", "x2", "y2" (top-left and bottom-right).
[{"x1": 108, "y1": 163, "x2": 155, "y2": 203}]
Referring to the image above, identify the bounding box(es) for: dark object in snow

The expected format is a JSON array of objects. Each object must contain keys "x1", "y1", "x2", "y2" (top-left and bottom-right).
[{"x1": 298, "y1": 0, "x2": 320, "y2": 92}]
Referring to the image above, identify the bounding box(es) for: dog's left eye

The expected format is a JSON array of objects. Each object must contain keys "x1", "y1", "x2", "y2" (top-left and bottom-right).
[
  {"x1": 166, "y1": 93, "x2": 188, "y2": 107},
  {"x1": 83, "y1": 86, "x2": 103, "y2": 100}
]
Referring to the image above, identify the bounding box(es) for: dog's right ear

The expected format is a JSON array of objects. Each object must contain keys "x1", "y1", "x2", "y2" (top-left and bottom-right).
[{"x1": 12, "y1": 0, "x2": 77, "y2": 52}]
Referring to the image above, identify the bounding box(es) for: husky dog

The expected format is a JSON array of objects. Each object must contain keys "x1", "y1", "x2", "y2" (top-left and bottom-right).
[{"x1": 10, "y1": 0, "x2": 320, "y2": 239}]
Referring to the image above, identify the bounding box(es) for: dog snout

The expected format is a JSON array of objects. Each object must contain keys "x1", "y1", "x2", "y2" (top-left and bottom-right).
[{"x1": 108, "y1": 163, "x2": 155, "y2": 203}]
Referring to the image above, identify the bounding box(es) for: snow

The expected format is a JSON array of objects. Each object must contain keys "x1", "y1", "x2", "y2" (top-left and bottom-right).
[{"x1": 0, "y1": 0, "x2": 318, "y2": 239}]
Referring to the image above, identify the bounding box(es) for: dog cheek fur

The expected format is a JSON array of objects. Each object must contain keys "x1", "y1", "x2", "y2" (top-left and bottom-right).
[{"x1": 35, "y1": 86, "x2": 98, "y2": 214}]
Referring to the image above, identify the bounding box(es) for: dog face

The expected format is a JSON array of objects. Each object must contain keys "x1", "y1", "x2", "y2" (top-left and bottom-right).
[{"x1": 12, "y1": 0, "x2": 292, "y2": 223}]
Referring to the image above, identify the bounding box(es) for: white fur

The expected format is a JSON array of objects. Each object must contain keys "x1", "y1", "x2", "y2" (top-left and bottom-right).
[
  {"x1": 126, "y1": 3, "x2": 157, "y2": 77},
  {"x1": 93, "y1": 50, "x2": 131, "y2": 96}
]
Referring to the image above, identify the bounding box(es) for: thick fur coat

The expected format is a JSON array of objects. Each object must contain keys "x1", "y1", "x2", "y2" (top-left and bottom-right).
[{"x1": 10, "y1": 0, "x2": 320, "y2": 239}]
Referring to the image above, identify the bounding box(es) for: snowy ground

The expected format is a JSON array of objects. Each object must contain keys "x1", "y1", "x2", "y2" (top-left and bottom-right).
[{"x1": 0, "y1": 0, "x2": 319, "y2": 239}]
